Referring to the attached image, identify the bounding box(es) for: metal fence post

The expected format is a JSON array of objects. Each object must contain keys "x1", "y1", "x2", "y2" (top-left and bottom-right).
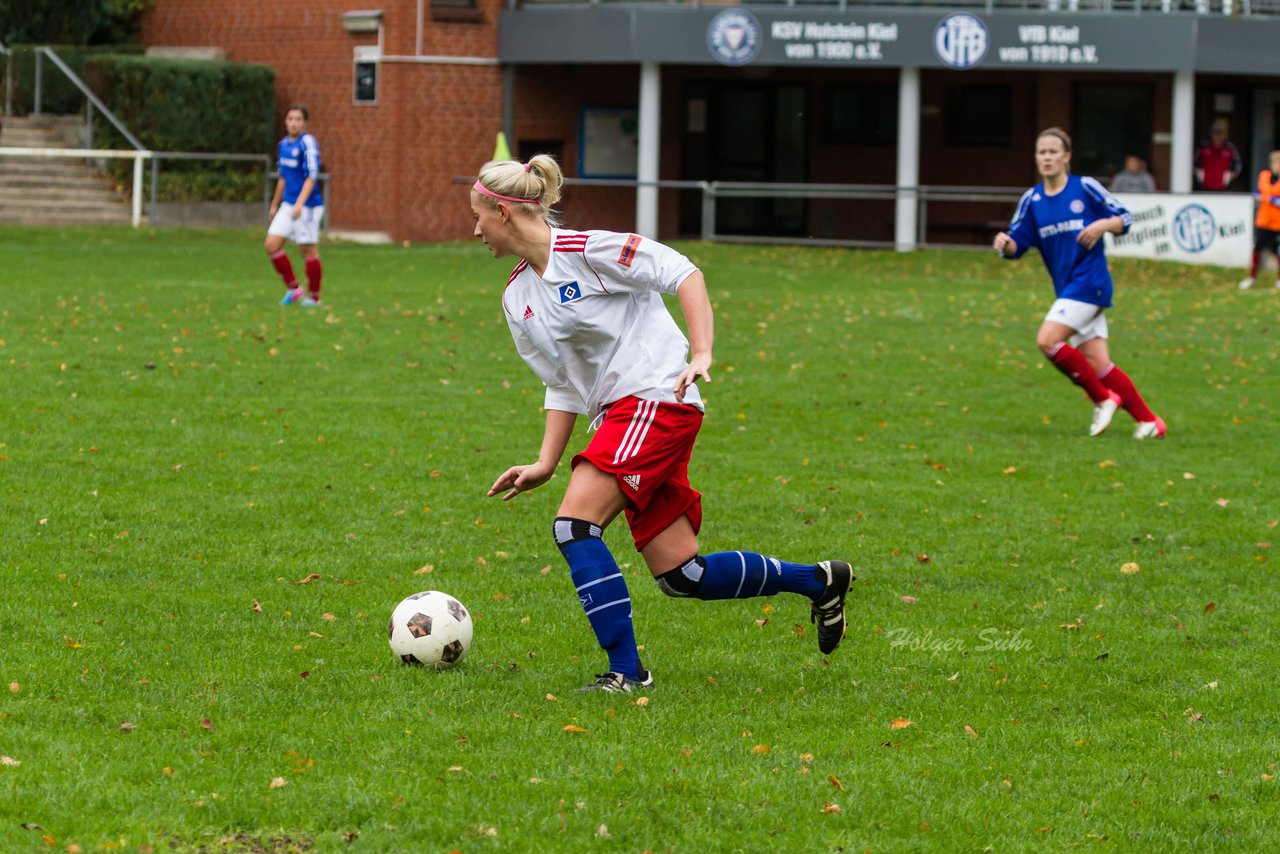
[
  {"x1": 700, "y1": 181, "x2": 716, "y2": 241},
  {"x1": 86, "y1": 102, "x2": 94, "y2": 149},
  {"x1": 132, "y1": 152, "x2": 144, "y2": 227},
  {"x1": 33, "y1": 49, "x2": 42, "y2": 116},
  {"x1": 150, "y1": 155, "x2": 159, "y2": 226}
]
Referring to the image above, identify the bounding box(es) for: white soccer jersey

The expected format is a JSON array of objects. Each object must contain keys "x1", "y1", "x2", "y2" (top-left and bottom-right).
[{"x1": 501, "y1": 228, "x2": 702, "y2": 418}]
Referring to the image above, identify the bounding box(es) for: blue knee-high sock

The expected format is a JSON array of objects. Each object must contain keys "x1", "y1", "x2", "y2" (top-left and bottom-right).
[
  {"x1": 555, "y1": 518, "x2": 641, "y2": 679},
  {"x1": 689, "y1": 551, "x2": 824, "y2": 600}
]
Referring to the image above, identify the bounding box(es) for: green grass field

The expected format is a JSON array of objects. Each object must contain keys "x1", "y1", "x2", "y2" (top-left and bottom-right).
[{"x1": 1, "y1": 226, "x2": 1278, "y2": 852}]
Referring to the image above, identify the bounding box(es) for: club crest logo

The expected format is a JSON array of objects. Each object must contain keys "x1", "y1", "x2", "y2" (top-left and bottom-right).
[
  {"x1": 558, "y1": 281, "x2": 582, "y2": 304},
  {"x1": 1172, "y1": 204, "x2": 1216, "y2": 253},
  {"x1": 934, "y1": 13, "x2": 988, "y2": 70},
  {"x1": 1070, "y1": 199, "x2": 1085, "y2": 214},
  {"x1": 707, "y1": 9, "x2": 761, "y2": 67}
]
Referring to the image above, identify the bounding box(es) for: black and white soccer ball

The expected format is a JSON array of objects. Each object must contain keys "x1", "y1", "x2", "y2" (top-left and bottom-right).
[{"x1": 388, "y1": 591, "x2": 473, "y2": 668}]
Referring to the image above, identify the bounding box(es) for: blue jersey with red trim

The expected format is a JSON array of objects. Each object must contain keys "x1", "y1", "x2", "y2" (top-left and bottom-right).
[
  {"x1": 276, "y1": 132, "x2": 322, "y2": 207},
  {"x1": 1003, "y1": 174, "x2": 1131, "y2": 307}
]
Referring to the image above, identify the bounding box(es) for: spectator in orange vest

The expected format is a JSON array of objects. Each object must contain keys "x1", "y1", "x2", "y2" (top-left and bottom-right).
[
  {"x1": 1195, "y1": 119, "x2": 1242, "y2": 191},
  {"x1": 1240, "y1": 150, "x2": 1280, "y2": 290}
]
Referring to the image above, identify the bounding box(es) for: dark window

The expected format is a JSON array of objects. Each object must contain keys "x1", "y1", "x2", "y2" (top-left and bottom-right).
[
  {"x1": 431, "y1": 0, "x2": 482, "y2": 23},
  {"x1": 825, "y1": 84, "x2": 898, "y2": 145},
  {"x1": 946, "y1": 84, "x2": 1012, "y2": 147},
  {"x1": 1074, "y1": 82, "x2": 1152, "y2": 182}
]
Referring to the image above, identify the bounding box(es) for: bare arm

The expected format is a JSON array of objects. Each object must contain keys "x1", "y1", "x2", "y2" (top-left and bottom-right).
[
  {"x1": 269, "y1": 178, "x2": 285, "y2": 218},
  {"x1": 673, "y1": 270, "x2": 713, "y2": 402},
  {"x1": 292, "y1": 177, "x2": 316, "y2": 218},
  {"x1": 487, "y1": 408, "x2": 578, "y2": 501}
]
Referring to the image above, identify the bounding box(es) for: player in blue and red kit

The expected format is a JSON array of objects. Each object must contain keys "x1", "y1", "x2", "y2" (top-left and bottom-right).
[
  {"x1": 994, "y1": 127, "x2": 1165, "y2": 440},
  {"x1": 265, "y1": 105, "x2": 325, "y2": 306}
]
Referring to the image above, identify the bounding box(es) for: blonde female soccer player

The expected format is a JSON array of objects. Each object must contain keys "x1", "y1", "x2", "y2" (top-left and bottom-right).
[
  {"x1": 994, "y1": 127, "x2": 1165, "y2": 439},
  {"x1": 470, "y1": 155, "x2": 853, "y2": 693}
]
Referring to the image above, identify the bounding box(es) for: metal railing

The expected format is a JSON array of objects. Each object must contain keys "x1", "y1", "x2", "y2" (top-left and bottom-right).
[
  {"x1": 0, "y1": 148, "x2": 328, "y2": 230},
  {"x1": 33, "y1": 45, "x2": 144, "y2": 151},
  {"x1": 458, "y1": 175, "x2": 1023, "y2": 249},
  {"x1": 515, "y1": 0, "x2": 1280, "y2": 15}
]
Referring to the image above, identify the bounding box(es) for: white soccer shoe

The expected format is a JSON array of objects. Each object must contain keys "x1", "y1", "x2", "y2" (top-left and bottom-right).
[
  {"x1": 1239, "y1": 277, "x2": 1255, "y2": 290},
  {"x1": 1089, "y1": 391, "x2": 1123, "y2": 437},
  {"x1": 1133, "y1": 416, "x2": 1168, "y2": 440}
]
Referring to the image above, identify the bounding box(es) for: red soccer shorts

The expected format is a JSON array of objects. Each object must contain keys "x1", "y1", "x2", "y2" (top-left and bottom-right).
[{"x1": 572, "y1": 395, "x2": 704, "y2": 552}]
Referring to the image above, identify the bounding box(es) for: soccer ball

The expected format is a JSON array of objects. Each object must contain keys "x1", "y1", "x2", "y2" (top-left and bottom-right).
[{"x1": 388, "y1": 591, "x2": 473, "y2": 668}]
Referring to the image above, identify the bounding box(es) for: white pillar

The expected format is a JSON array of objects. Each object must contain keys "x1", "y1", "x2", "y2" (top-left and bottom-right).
[
  {"x1": 1171, "y1": 71, "x2": 1195, "y2": 194},
  {"x1": 895, "y1": 66, "x2": 920, "y2": 252},
  {"x1": 636, "y1": 62, "x2": 660, "y2": 238}
]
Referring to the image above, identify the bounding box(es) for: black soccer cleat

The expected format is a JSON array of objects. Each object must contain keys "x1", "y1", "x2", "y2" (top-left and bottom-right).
[
  {"x1": 811, "y1": 560, "x2": 855, "y2": 655},
  {"x1": 575, "y1": 669, "x2": 655, "y2": 694}
]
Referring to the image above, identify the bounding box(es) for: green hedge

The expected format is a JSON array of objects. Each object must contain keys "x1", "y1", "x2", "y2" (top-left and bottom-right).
[
  {"x1": 83, "y1": 54, "x2": 276, "y2": 202},
  {"x1": 7, "y1": 43, "x2": 144, "y2": 115},
  {"x1": 83, "y1": 54, "x2": 274, "y2": 154}
]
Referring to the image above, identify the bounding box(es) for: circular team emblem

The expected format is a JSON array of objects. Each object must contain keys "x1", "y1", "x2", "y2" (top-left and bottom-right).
[
  {"x1": 1172, "y1": 203, "x2": 1216, "y2": 253},
  {"x1": 707, "y1": 9, "x2": 761, "y2": 67},
  {"x1": 934, "y1": 13, "x2": 989, "y2": 70},
  {"x1": 1070, "y1": 199, "x2": 1085, "y2": 214}
]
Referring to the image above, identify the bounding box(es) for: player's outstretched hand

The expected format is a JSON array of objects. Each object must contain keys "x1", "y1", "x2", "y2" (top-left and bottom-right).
[
  {"x1": 674, "y1": 353, "x2": 711, "y2": 402},
  {"x1": 488, "y1": 461, "x2": 555, "y2": 501}
]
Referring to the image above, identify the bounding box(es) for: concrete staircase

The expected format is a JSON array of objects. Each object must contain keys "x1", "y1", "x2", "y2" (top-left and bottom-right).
[{"x1": 0, "y1": 115, "x2": 133, "y2": 226}]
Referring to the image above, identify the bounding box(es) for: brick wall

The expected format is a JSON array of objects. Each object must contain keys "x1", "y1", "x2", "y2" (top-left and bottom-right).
[{"x1": 141, "y1": 0, "x2": 506, "y2": 241}]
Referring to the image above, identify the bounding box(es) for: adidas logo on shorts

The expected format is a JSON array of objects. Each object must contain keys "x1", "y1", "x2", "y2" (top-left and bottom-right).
[
  {"x1": 622, "y1": 474, "x2": 641, "y2": 491},
  {"x1": 523, "y1": 305, "x2": 534, "y2": 321}
]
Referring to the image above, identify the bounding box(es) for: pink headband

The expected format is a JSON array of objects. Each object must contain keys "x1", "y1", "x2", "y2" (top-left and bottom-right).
[{"x1": 472, "y1": 181, "x2": 539, "y2": 205}]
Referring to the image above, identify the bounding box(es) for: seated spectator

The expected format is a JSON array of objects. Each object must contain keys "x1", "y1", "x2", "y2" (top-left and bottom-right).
[{"x1": 1110, "y1": 155, "x2": 1157, "y2": 193}]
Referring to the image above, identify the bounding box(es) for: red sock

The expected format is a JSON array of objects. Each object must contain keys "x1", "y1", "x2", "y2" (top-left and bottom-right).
[
  {"x1": 270, "y1": 251, "x2": 299, "y2": 289},
  {"x1": 305, "y1": 256, "x2": 322, "y2": 298},
  {"x1": 1250, "y1": 251, "x2": 1261, "y2": 278},
  {"x1": 1048, "y1": 344, "x2": 1110, "y2": 403},
  {"x1": 1099, "y1": 363, "x2": 1156, "y2": 422}
]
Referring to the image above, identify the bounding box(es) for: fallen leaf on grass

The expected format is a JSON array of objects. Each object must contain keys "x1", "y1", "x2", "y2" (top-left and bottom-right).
[
  {"x1": 890, "y1": 718, "x2": 912, "y2": 730},
  {"x1": 965, "y1": 725, "x2": 978, "y2": 739},
  {"x1": 199, "y1": 718, "x2": 215, "y2": 730},
  {"x1": 902, "y1": 596, "x2": 918, "y2": 604},
  {"x1": 251, "y1": 599, "x2": 262, "y2": 612},
  {"x1": 269, "y1": 777, "x2": 287, "y2": 789},
  {"x1": 1099, "y1": 460, "x2": 1116, "y2": 469},
  {"x1": 294, "y1": 573, "x2": 320, "y2": 584},
  {"x1": 321, "y1": 613, "x2": 336, "y2": 621},
  {"x1": 1, "y1": 755, "x2": 21, "y2": 766},
  {"x1": 751, "y1": 744, "x2": 770, "y2": 755},
  {"x1": 1215, "y1": 498, "x2": 1229, "y2": 507},
  {"x1": 118, "y1": 721, "x2": 136, "y2": 733},
  {"x1": 634, "y1": 696, "x2": 650, "y2": 707},
  {"x1": 1059, "y1": 621, "x2": 1086, "y2": 630},
  {"x1": 20, "y1": 823, "x2": 43, "y2": 830},
  {"x1": 1120, "y1": 563, "x2": 1140, "y2": 575},
  {"x1": 562, "y1": 725, "x2": 586, "y2": 733},
  {"x1": 828, "y1": 774, "x2": 846, "y2": 792},
  {"x1": 820, "y1": 803, "x2": 843, "y2": 814},
  {"x1": 7, "y1": 682, "x2": 18, "y2": 694},
  {"x1": 1204, "y1": 602, "x2": 1217, "y2": 614}
]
